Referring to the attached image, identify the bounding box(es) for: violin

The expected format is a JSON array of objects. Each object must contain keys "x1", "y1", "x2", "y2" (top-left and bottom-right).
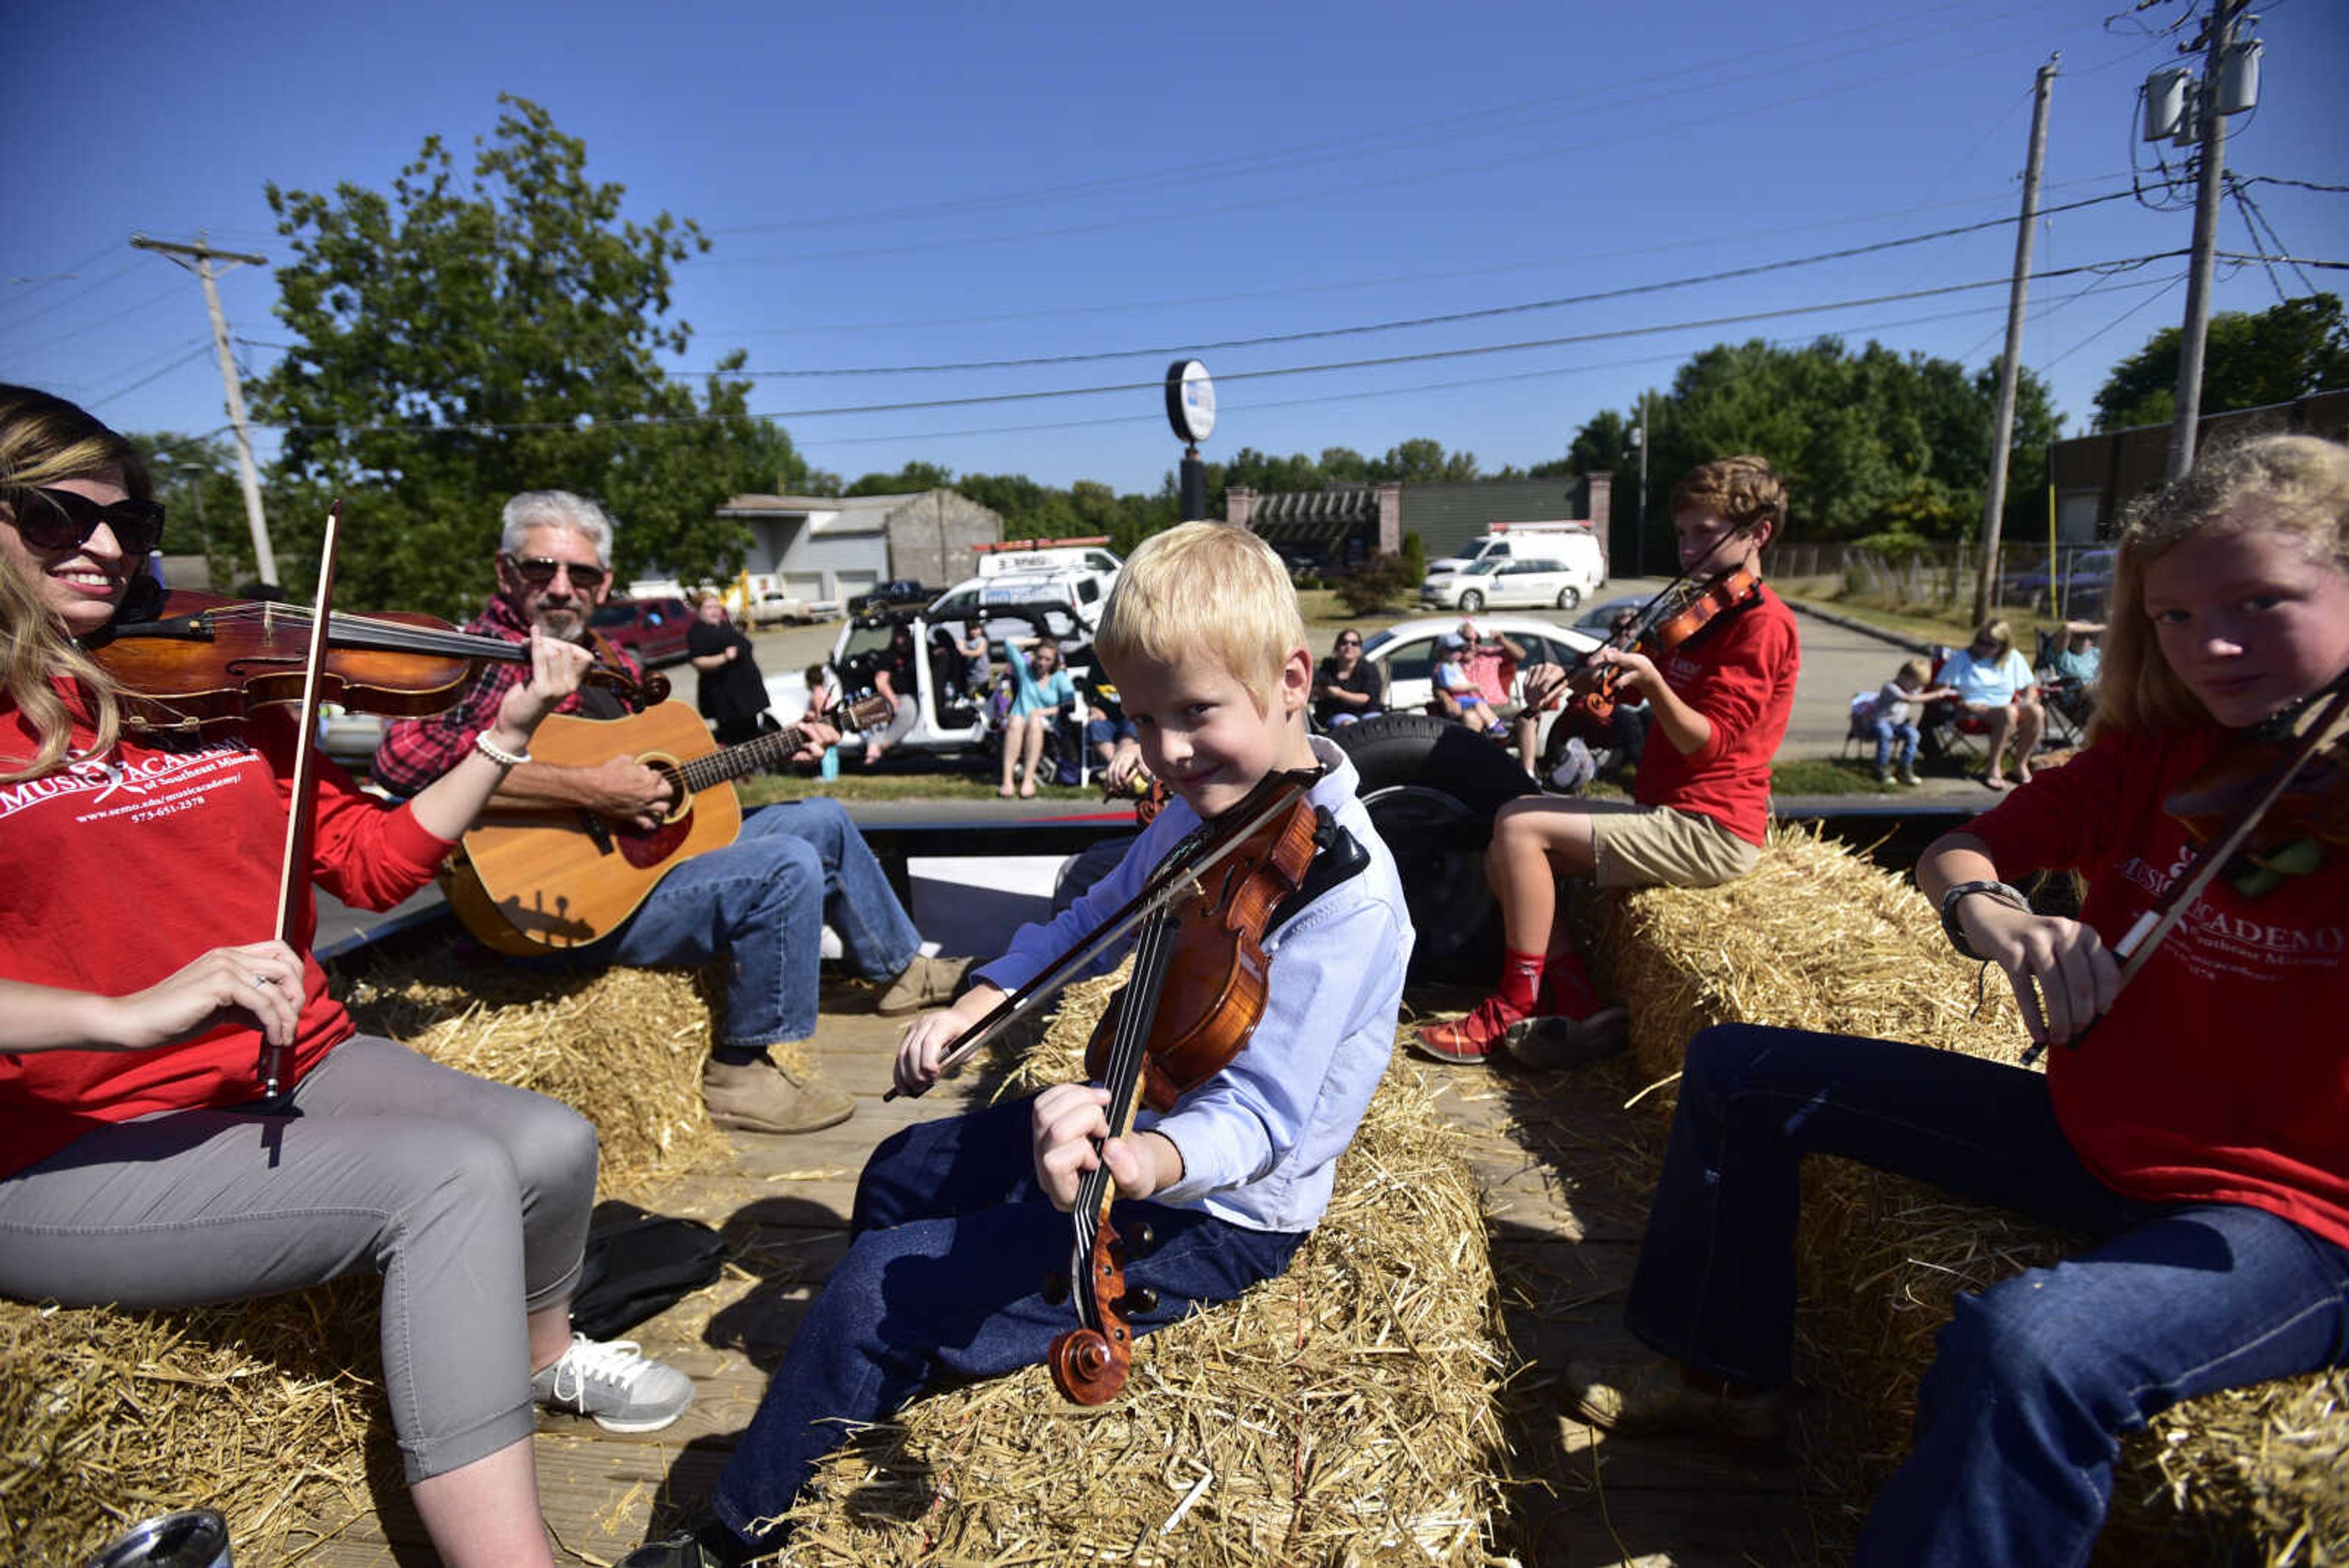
[
  {"x1": 1556, "y1": 567, "x2": 1762, "y2": 741},
  {"x1": 881, "y1": 769, "x2": 1332, "y2": 1404},
  {"x1": 1050, "y1": 771, "x2": 1324, "y2": 1404},
  {"x1": 80, "y1": 585, "x2": 665, "y2": 734}
]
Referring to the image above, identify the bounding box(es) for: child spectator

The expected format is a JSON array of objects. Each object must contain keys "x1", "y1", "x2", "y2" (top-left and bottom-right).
[
  {"x1": 618, "y1": 521, "x2": 1411, "y2": 1568},
  {"x1": 1413, "y1": 456, "x2": 1800, "y2": 1069},
  {"x1": 1432, "y1": 633, "x2": 1502, "y2": 734},
  {"x1": 1866, "y1": 657, "x2": 1955, "y2": 786},
  {"x1": 1566, "y1": 431, "x2": 2349, "y2": 1568}
]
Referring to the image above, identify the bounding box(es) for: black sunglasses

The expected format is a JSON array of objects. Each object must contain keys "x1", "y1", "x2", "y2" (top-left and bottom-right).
[
  {"x1": 1335, "y1": 636, "x2": 1362, "y2": 647},
  {"x1": 6, "y1": 486, "x2": 166, "y2": 557},
  {"x1": 505, "y1": 554, "x2": 609, "y2": 590}
]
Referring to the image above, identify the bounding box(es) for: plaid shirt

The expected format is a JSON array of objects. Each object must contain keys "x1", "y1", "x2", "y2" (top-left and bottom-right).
[{"x1": 371, "y1": 593, "x2": 646, "y2": 797}]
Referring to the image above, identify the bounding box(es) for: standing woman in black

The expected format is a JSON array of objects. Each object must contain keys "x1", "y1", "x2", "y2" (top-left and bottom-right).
[{"x1": 687, "y1": 592, "x2": 774, "y2": 746}]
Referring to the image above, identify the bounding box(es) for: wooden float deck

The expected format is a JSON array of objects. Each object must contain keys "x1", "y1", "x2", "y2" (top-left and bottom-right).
[{"x1": 288, "y1": 986, "x2": 1811, "y2": 1568}]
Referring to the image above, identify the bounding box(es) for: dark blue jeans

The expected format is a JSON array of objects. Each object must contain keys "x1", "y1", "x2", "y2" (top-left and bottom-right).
[
  {"x1": 1625, "y1": 1024, "x2": 2349, "y2": 1568},
  {"x1": 598, "y1": 798, "x2": 919, "y2": 1050},
  {"x1": 713, "y1": 1096, "x2": 1305, "y2": 1544}
]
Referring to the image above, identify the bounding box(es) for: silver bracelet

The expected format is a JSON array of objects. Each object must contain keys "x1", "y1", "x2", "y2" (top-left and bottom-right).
[{"x1": 473, "y1": 731, "x2": 532, "y2": 768}]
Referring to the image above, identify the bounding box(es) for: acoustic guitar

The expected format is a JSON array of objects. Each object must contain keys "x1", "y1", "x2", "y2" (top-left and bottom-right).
[{"x1": 443, "y1": 695, "x2": 891, "y2": 955}]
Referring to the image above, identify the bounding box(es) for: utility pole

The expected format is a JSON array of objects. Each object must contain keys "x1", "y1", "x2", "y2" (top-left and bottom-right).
[
  {"x1": 1631, "y1": 393, "x2": 1649, "y2": 578},
  {"x1": 129, "y1": 236, "x2": 280, "y2": 590},
  {"x1": 2166, "y1": 0, "x2": 2252, "y2": 480},
  {"x1": 1973, "y1": 56, "x2": 2058, "y2": 628}
]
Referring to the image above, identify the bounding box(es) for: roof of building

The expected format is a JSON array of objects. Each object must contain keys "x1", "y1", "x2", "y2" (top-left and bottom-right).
[
  {"x1": 1241, "y1": 475, "x2": 1598, "y2": 556},
  {"x1": 1245, "y1": 485, "x2": 1379, "y2": 546}
]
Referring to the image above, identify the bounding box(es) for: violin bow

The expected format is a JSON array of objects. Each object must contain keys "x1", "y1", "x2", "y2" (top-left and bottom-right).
[
  {"x1": 883, "y1": 770, "x2": 1319, "y2": 1101},
  {"x1": 258, "y1": 498, "x2": 344, "y2": 1111}
]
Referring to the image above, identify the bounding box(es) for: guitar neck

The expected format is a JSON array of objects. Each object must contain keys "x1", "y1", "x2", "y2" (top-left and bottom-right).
[{"x1": 678, "y1": 724, "x2": 817, "y2": 793}]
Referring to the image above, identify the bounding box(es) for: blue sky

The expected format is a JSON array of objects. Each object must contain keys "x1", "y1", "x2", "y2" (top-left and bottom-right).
[{"x1": 7, "y1": 0, "x2": 2344, "y2": 499}]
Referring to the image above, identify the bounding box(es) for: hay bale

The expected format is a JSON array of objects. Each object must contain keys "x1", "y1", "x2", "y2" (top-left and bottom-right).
[
  {"x1": 1, "y1": 957, "x2": 727, "y2": 1564},
  {"x1": 1595, "y1": 825, "x2": 2349, "y2": 1565},
  {"x1": 772, "y1": 967, "x2": 1514, "y2": 1566}
]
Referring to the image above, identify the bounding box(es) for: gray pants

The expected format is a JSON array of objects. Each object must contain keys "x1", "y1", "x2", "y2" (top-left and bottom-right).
[{"x1": 0, "y1": 1035, "x2": 597, "y2": 1481}]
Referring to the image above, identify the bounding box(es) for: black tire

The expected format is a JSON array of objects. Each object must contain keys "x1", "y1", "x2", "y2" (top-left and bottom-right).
[
  {"x1": 1554, "y1": 585, "x2": 1582, "y2": 611},
  {"x1": 1332, "y1": 712, "x2": 1536, "y2": 983},
  {"x1": 1458, "y1": 589, "x2": 1485, "y2": 614}
]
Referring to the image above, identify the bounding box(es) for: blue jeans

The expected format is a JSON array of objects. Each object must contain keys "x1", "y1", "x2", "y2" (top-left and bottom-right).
[
  {"x1": 1869, "y1": 716, "x2": 1920, "y2": 769},
  {"x1": 599, "y1": 798, "x2": 919, "y2": 1050},
  {"x1": 1625, "y1": 1024, "x2": 2349, "y2": 1568},
  {"x1": 713, "y1": 1096, "x2": 1304, "y2": 1544}
]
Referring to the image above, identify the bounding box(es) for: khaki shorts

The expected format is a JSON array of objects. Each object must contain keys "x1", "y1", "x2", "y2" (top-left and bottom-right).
[{"x1": 1587, "y1": 803, "x2": 1761, "y2": 889}]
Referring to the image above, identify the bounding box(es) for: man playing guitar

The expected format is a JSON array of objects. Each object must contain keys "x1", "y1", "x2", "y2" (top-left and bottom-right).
[{"x1": 374, "y1": 489, "x2": 970, "y2": 1136}]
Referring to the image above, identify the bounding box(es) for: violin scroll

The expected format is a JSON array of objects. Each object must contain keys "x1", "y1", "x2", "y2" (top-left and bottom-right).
[{"x1": 1048, "y1": 1218, "x2": 1136, "y2": 1405}]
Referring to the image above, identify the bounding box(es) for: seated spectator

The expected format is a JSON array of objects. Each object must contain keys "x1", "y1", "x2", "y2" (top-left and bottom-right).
[
  {"x1": 1312, "y1": 628, "x2": 1384, "y2": 727},
  {"x1": 1940, "y1": 619, "x2": 2043, "y2": 791},
  {"x1": 2050, "y1": 620, "x2": 2104, "y2": 687},
  {"x1": 863, "y1": 624, "x2": 921, "y2": 767},
  {"x1": 1432, "y1": 634, "x2": 1502, "y2": 735}
]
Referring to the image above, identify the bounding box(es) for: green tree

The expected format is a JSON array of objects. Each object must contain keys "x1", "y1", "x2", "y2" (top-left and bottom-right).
[
  {"x1": 1581, "y1": 336, "x2": 2061, "y2": 549},
  {"x1": 124, "y1": 430, "x2": 247, "y2": 578},
  {"x1": 251, "y1": 95, "x2": 784, "y2": 617},
  {"x1": 2091, "y1": 293, "x2": 2349, "y2": 432},
  {"x1": 845, "y1": 461, "x2": 956, "y2": 496}
]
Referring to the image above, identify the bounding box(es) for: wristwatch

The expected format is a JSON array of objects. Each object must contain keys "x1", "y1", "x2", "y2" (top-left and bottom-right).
[{"x1": 1937, "y1": 879, "x2": 2030, "y2": 960}]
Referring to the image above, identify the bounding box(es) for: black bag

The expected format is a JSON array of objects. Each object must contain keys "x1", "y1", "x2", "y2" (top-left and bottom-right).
[{"x1": 570, "y1": 1209, "x2": 728, "y2": 1340}]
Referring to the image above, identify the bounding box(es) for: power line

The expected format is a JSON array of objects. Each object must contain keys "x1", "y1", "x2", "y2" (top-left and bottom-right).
[
  {"x1": 248, "y1": 253, "x2": 2189, "y2": 437},
  {"x1": 712, "y1": 0, "x2": 2070, "y2": 239},
  {"x1": 702, "y1": 175, "x2": 2136, "y2": 340},
  {"x1": 729, "y1": 18, "x2": 2086, "y2": 266},
  {"x1": 658, "y1": 193, "x2": 2147, "y2": 381},
  {"x1": 805, "y1": 277, "x2": 2178, "y2": 451},
  {"x1": 87, "y1": 342, "x2": 217, "y2": 409},
  {"x1": 6, "y1": 281, "x2": 191, "y2": 359}
]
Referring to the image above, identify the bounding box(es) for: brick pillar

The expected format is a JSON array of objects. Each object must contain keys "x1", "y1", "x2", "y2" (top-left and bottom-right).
[
  {"x1": 1375, "y1": 481, "x2": 1402, "y2": 555},
  {"x1": 1226, "y1": 486, "x2": 1256, "y2": 530},
  {"x1": 1584, "y1": 471, "x2": 1613, "y2": 578}
]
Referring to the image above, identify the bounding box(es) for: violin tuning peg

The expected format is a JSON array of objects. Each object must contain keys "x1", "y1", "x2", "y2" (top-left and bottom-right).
[
  {"x1": 1041, "y1": 1273, "x2": 1069, "y2": 1306},
  {"x1": 1119, "y1": 1285, "x2": 1159, "y2": 1316}
]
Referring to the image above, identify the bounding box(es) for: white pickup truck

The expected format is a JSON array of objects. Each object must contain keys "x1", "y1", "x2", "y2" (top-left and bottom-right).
[{"x1": 749, "y1": 591, "x2": 842, "y2": 626}]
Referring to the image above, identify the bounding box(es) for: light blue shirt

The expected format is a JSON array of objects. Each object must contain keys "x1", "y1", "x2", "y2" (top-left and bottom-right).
[
  {"x1": 973, "y1": 737, "x2": 1413, "y2": 1233},
  {"x1": 1943, "y1": 645, "x2": 2035, "y2": 706},
  {"x1": 1004, "y1": 642, "x2": 1076, "y2": 718}
]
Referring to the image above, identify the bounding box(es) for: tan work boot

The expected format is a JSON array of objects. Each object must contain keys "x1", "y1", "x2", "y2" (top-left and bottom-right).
[
  {"x1": 701, "y1": 1055, "x2": 853, "y2": 1135},
  {"x1": 876, "y1": 953, "x2": 974, "y2": 1017}
]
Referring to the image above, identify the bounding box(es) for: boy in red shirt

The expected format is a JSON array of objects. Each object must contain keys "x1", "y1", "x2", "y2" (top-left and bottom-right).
[{"x1": 1415, "y1": 456, "x2": 1800, "y2": 1066}]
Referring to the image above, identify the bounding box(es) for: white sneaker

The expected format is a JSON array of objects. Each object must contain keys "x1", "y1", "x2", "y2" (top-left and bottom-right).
[{"x1": 532, "y1": 1332, "x2": 696, "y2": 1433}]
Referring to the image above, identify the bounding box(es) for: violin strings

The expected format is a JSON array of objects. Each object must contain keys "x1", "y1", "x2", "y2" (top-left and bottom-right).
[{"x1": 209, "y1": 603, "x2": 529, "y2": 663}]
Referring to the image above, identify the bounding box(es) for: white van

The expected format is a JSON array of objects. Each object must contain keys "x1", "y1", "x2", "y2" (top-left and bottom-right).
[
  {"x1": 929, "y1": 560, "x2": 1115, "y2": 636},
  {"x1": 1422, "y1": 524, "x2": 1605, "y2": 612}
]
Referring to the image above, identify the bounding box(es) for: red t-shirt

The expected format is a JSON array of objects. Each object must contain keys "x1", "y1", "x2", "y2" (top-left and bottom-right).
[
  {"x1": 1631, "y1": 586, "x2": 1800, "y2": 845},
  {"x1": 1968, "y1": 725, "x2": 2349, "y2": 1250},
  {"x1": 0, "y1": 700, "x2": 455, "y2": 1179}
]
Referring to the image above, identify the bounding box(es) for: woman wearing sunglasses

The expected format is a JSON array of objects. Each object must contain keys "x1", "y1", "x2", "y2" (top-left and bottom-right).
[
  {"x1": 1312, "y1": 626, "x2": 1384, "y2": 728},
  {"x1": 0, "y1": 385, "x2": 692, "y2": 1568}
]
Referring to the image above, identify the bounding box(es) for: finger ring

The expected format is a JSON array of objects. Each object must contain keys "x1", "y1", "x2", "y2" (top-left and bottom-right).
[{"x1": 251, "y1": 973, "x2": 272, "y2": 989}]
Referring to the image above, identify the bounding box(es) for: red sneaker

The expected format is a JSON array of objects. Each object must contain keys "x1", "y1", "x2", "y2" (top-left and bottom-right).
[
  {"x1": 1412, "y1": 995, "x2": 1530, "y2": 1065},
  {"x1": 1535, "y1": 961, "x2": 1614, "y2": 1022}
]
